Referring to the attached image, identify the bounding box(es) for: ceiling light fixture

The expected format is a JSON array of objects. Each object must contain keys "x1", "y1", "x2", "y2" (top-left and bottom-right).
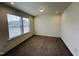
[
  {"x1": 11, "y1": 2, "x2": 14, "y2": 5},
  {"x1": 39, "y1": 7, "x2": 45, "y2": 13}
]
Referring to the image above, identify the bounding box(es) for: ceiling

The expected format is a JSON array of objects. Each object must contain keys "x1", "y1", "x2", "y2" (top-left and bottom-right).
[{"x1": 5, "y1": 2, "x2": 71, "y2": 16}]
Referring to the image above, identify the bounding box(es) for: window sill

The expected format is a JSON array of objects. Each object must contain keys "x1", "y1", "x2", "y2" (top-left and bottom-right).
[{"x1": 8, "y1": 32, "x2": 30, "y2": 41}]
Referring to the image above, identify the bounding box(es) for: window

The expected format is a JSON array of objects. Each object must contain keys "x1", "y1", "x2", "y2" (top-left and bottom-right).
[
  {"x1": 23, "y1": 17, "x2": 30, "y2": 33},
  {"x1": 7, "y1": 14, "x2": 30, "y2": 39},
  {"x1": 7, "y1": 14, "x2": 22, "y2": 38}
]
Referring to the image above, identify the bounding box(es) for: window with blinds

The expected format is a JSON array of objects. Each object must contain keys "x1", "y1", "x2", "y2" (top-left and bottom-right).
[
  {"x1": 23, "y1": 17, "x2": 30, "y2": 33},
  {"x1": 7, "y1": 14, "x2": 30, "y2": 39}
]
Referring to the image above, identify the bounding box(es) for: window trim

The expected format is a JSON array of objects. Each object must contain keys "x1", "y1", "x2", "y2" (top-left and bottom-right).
[
  {"x1": 23, "y1": 17, "x2": 30, "y2": 34},
  {"x1": 7, "y1": 13, "x2": 30, "y2": 40},
  {"x1": 8, "y1": 32, "x2": 30, "y2": 40}
]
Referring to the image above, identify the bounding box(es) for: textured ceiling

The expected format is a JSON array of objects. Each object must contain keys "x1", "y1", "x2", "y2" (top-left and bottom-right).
[{"x1": 5, "y1": 2, "x2": 71, "y2": 16}]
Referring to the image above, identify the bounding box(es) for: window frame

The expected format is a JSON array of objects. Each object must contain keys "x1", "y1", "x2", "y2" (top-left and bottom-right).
[
  {"x1": 7, "y1": 13, "x2": 30, "y2": 40},
  {"x1": 22, "y1": 17, "x2": 30, "y2": 34}
]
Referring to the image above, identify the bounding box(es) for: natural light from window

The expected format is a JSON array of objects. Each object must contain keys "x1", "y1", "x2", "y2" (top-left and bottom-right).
[
  {"x1": 23, "y1": 17, "x2": 30, "y2": 33},
  {"x1": 7, "y1": 14, "x2": 30, "y2": 39},
  {"x1": 7, "y1": 14, "x2": 22, "y2": 38}
]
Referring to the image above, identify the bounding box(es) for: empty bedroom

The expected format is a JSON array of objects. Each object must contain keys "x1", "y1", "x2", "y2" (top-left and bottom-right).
[{"x1": 0, "y1": 2, "x2": 79, "y2": 56}]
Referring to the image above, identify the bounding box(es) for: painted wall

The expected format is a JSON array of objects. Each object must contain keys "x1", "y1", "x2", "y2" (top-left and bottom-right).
[
  {"x1": 34, "y1": 14, "x2": 61, "y2": 37},
  {"x1": 0, "y1": 4, "x2": 34, "y2": 55},
  {"x1": 61, "y1": 3, "x2": 79, "y2": 56}
]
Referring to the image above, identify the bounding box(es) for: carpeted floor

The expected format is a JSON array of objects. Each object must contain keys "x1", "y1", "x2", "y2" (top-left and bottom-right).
[{"x1": 3, "y1": 35, "x2": 72, "y2": 56}]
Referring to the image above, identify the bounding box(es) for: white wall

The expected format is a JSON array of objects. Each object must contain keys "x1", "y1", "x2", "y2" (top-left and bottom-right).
[
  {"x1": 34, "y1": 14, "x2": 61, "y2": 37},
  {"x1": 61, "y1": 3, "x2": 79, "y2": 56}
]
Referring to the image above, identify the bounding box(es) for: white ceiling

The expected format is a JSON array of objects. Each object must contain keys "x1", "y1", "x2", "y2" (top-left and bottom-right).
[{"x1": 5, "y1": 2, "x2": 71, "y2": 16}]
